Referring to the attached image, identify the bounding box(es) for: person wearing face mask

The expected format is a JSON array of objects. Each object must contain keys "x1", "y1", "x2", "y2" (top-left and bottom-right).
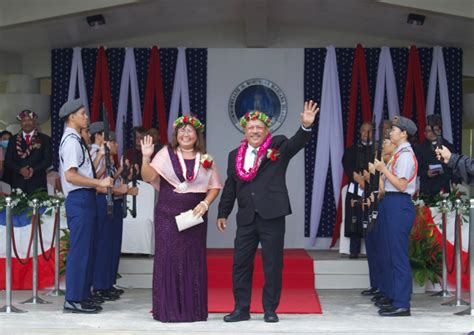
[
  {"x1": 216, "y1": 101, "x2": 319, "y2": 323},
  {"x1": 0, "y1": 130, "x2": 12, "y2": 180},
  {"x1": 4, "y1": 110, "x2": 52, "y2": 194},
  {"x1": 141, "y1": 115, "x2": 223, "y2": 322}
]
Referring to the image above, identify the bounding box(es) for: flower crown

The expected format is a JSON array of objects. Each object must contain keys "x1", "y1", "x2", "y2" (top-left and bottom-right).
[
  {"x1": 173, "y1": 115, "x2": 205, "y2": 132},
  {"x1": 239, "y1": 111, "x2": 271, "y2": 128},
  {"x1": 16, "y1": 110, "x2": 38, "y2": 121}
]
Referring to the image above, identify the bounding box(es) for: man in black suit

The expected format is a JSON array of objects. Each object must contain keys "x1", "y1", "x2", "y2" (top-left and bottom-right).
[
  {"x1": 217, "y1": 101, "x2": 319, "y2": 323},
  {"x1": 415, "y1": 115, "x2": 459, "y2": 201},
  {"x1": 4, "y1": 110, "x2": 52, "y2": 194}
]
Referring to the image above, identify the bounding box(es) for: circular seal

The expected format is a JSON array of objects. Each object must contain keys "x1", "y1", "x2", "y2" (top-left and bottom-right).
[{"x1": 228, "y1": 78, "x2": 287, "y2": 133}]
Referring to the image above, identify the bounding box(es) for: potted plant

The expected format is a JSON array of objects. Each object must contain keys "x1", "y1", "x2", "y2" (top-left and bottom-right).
[{"x1": 409, "y1": 205, "x2": 442, "y2": 292}]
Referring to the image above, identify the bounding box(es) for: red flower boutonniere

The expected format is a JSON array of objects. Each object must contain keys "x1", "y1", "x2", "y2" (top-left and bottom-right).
[
  {"x1": 267, "y1": 148, "x2": 280, "y2": 161},
  {"x1": 200, "y1": 154, "x2": 214, "y2": 170}
]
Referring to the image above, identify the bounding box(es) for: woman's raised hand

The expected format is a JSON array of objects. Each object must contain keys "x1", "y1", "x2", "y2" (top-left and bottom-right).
[{"x1": 141, "y1": 135, "x2": 155, "y2": 158}]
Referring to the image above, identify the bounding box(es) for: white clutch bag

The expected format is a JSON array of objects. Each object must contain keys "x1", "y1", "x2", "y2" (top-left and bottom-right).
[{"x1": 175, "y1": 210, "x2": 204, "y2": 232}]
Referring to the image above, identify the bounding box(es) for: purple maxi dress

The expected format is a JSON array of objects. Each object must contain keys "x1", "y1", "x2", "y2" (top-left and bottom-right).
[{"x1": 152, "y1": 157, "x2": 208, "y2": 322}]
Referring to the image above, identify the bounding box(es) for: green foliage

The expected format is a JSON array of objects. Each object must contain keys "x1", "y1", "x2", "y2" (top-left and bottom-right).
[{"x1": 409, "y1": 206, "x2": 443, "y2": 286}]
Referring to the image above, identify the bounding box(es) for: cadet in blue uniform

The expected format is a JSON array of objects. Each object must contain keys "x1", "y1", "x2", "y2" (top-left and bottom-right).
[
  {"x1": 373, "y1": 116, "x2": 418, "y2": 317},
  {"x1": 89, "y1": 122, "x2": 137, "y2": 300},
  {"x1": 59, "y1": 99, "x2": 113, "y2": 314}
]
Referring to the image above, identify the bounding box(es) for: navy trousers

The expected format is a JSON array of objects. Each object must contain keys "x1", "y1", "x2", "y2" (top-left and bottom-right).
[
  {"x1": 382, "y1": 193, "x2": 415, "y2": 309},
  {"x1": 364, "y1": 217, "x2": 380, "y2": 290},
  {"x1": 65, "y1": 189, "x2": 97, "y2": 302},
  {"x1": 92, "y1": 194, "x2": 114, "y2": 290},
  {"x1": 110, "y1": 199, "x2": 124, "y2": 286}
]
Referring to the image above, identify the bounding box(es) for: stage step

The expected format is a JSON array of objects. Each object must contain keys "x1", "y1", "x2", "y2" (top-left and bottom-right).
[{"x1": 117, "y1": 250, "x2": 370, "y2": 290}]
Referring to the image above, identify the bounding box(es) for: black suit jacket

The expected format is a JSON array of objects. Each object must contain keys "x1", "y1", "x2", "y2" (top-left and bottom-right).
[
  {"x1": 218, "y1": 127, "x2": 312, "y2": 225},
  {"x1": 415, "y1": 138, "x2": 459, "y2": 197},
  {"x1": 4, "y1": 132, "x2": 52, "y2": 193}
]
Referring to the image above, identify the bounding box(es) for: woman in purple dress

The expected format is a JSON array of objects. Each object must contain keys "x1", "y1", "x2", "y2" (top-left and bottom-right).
[{"x1": 141, "y1": 116, "x2": 222, "y2": 322}]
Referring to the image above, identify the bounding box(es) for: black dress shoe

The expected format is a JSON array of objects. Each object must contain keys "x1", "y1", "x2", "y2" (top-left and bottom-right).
[
  {"x1": 88, "y1": 294, "x2": 104, "y2": 304},
  {"x1": 349, "y1": 253, "x2": 359, "y2": 259},
  {"x1": 361, "y1": 288, "x2": 379, "y2": 296},
  {"x1": 379, "y1": 307, "x2": 411, "y2": 317},
  {"x1": 264, "y1": 311, "x2": 279, "y2": 323},
  {"x1": 82, "y1": 300, "x2": 103, "y2": 311},
  {"x1": 375, "y1": 300, "x2": 392, "y2": 308},
  {"x1": 63, "y1": 301, "x2": 101, "y2": 314},
  {"x1": 371, "y1": 294, "x2": 385, "y2": 302},
  {"x1": 223, "y1": 310, "x2": 251, "y2": 322},
  {"x1": 110, "y1": 286, "x2": 124, "y2": 295},
  {"x1": 93, "y1": 290, "x2": 120, "y2": 301}
]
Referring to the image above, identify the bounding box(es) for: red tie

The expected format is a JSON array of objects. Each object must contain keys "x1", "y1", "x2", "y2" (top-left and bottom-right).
[{"x1": 25, "y1": 134, "x2": 30, "y2": 145}]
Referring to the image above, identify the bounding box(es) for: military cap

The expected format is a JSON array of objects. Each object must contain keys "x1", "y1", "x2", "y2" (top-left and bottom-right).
[
  {"x1": 89, "y1": 122, "x2": 104, "y2": 135},
  {"x1": 59, "y1": 99, "x2": 84, "y2": 119},
  {"x1": 392, "y1": 116, "x2": 417, "y2": 136}
]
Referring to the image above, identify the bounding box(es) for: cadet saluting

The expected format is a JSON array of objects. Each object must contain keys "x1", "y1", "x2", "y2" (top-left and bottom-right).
[{"x1": 58, "y1": 99, "x2": 113, "y2": 314}]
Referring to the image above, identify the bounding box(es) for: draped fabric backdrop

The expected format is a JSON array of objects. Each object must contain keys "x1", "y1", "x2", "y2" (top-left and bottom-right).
[
  {"x1": 304, "y1": 47, "x2": 463, "y2": 239},
  {"x1": 51, "y1": 48, "x2": 207, "y2": 168}
]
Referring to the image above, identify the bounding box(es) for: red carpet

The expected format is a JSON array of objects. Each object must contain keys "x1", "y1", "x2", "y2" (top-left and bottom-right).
[{"x1": 207, "y1": 249, "x2": 322, "y2": 314}]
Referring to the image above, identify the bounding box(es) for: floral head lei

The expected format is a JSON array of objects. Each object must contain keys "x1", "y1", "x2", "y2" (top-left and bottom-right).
[
  {"x1": 16, "y1": 110, "x2": 38, "y2": 121},
  {"x1": 173, "y1": 115, "x2": 205, "y2": 132},
  {"x1": 239, "y1": 111, "x2": 271, "y2": 128}
]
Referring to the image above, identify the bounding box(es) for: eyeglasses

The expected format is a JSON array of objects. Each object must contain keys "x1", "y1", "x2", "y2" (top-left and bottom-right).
[{"x1": 177, "y1": 128, "x2": 195, "y2": 135}]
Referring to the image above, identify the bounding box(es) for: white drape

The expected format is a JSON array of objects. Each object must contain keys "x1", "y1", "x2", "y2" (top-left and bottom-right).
[
  {"x1": 115, "y1": 48, "x2": 142, "y2": 157},
  {"x1": 309, "y1": 46, "x2": 344, "y2": 246},
  {"x1": 373, "y1": 46, "x2": 399, "y2": 140},
  {"x1": 426, "y1": 46, "x2": 453, "y2": 143},
  {"x1": 67, "y1": 47, "x2": 89, "y2": 116},
  {"x1": 168, "y1": 47, "x2": 191, "y2": 139}
]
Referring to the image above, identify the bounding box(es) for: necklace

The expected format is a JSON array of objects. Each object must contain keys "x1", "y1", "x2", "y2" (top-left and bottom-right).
[
  {"x1": 180, "y1": 147, "x2": 194, "y2": 152},
  {"x1": 176, "y1": 148, "x2": 201, "y2": 191},
  {"x1": 235, "y1": 133, "x2": 272, "y2": 182}
]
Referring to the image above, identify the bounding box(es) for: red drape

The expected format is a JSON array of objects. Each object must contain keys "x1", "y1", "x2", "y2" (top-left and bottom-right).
[
  {"x1": 402, "y1": 45, "x2": 426, "y2": 143},
  {"x1": 143, "y1": 46, "x2": 168, "y2": 144},
  {"x1": 91, "y1": 47, "x2": 115, "y2": 130},
  {"x1": 331, "y1": 44, "x2": 373, "y2": 247}
]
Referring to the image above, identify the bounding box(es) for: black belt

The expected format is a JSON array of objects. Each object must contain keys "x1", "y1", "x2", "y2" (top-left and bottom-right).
[
  {"x1": 384, "y1": 191, "x2": 410, "y2": 197},
  {"x1": 69, "y1": 188, "x2": 96, "y2": 194}
]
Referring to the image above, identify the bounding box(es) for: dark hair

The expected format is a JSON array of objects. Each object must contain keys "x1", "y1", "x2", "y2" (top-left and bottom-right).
[
  {"x1": 91, "y1": 131, "x2": 104, "y2": 144},
  {"x1": 170, "y1": 124, "x2": 206, "y2": 154},
  {"x1": 0, "y1": 130, "x2": 12, "y2": 138},
  {"x1": 134, "y1": 126, "x2": 147, "y2": 136}
]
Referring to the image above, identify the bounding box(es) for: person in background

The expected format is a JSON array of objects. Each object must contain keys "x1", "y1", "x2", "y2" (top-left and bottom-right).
[
  {"x1": 126, "y1": 126, "x2": 147, "y2": 180},
  {"x1": 80, "y1": 126, "x2": 92, "y2": 150},
  {"x1": 342, "y1": 122, "x2": 373, "y2": 259},
  {"x1": 0, "y1": 130, "x2": 12, "y2": 180},
  {"x1": 415, "y1": 114, "x2": 458, "y2": 201},
  {"x1": 4, "y1": 110, "x2": 52, "y2": 194},
  {"x1": 146, "y1": 128, "x2": 163, "y2": 159}
]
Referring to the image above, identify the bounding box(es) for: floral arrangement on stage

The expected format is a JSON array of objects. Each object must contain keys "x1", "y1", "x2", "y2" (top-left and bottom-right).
[
  {"x1": 0, "y1": 188, "x2": 65, "y2": 216},
  {"x1": 415, "y1": 186, "x2": 469, "y2": 214},
  {"x1": 409, "y1": 205, "x2": 442, "y2": 286}
]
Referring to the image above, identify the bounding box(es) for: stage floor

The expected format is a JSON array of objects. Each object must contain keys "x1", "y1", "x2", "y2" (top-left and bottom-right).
[{"x1": 1, "y1": 288, "x2": 472, "y2": 334}]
